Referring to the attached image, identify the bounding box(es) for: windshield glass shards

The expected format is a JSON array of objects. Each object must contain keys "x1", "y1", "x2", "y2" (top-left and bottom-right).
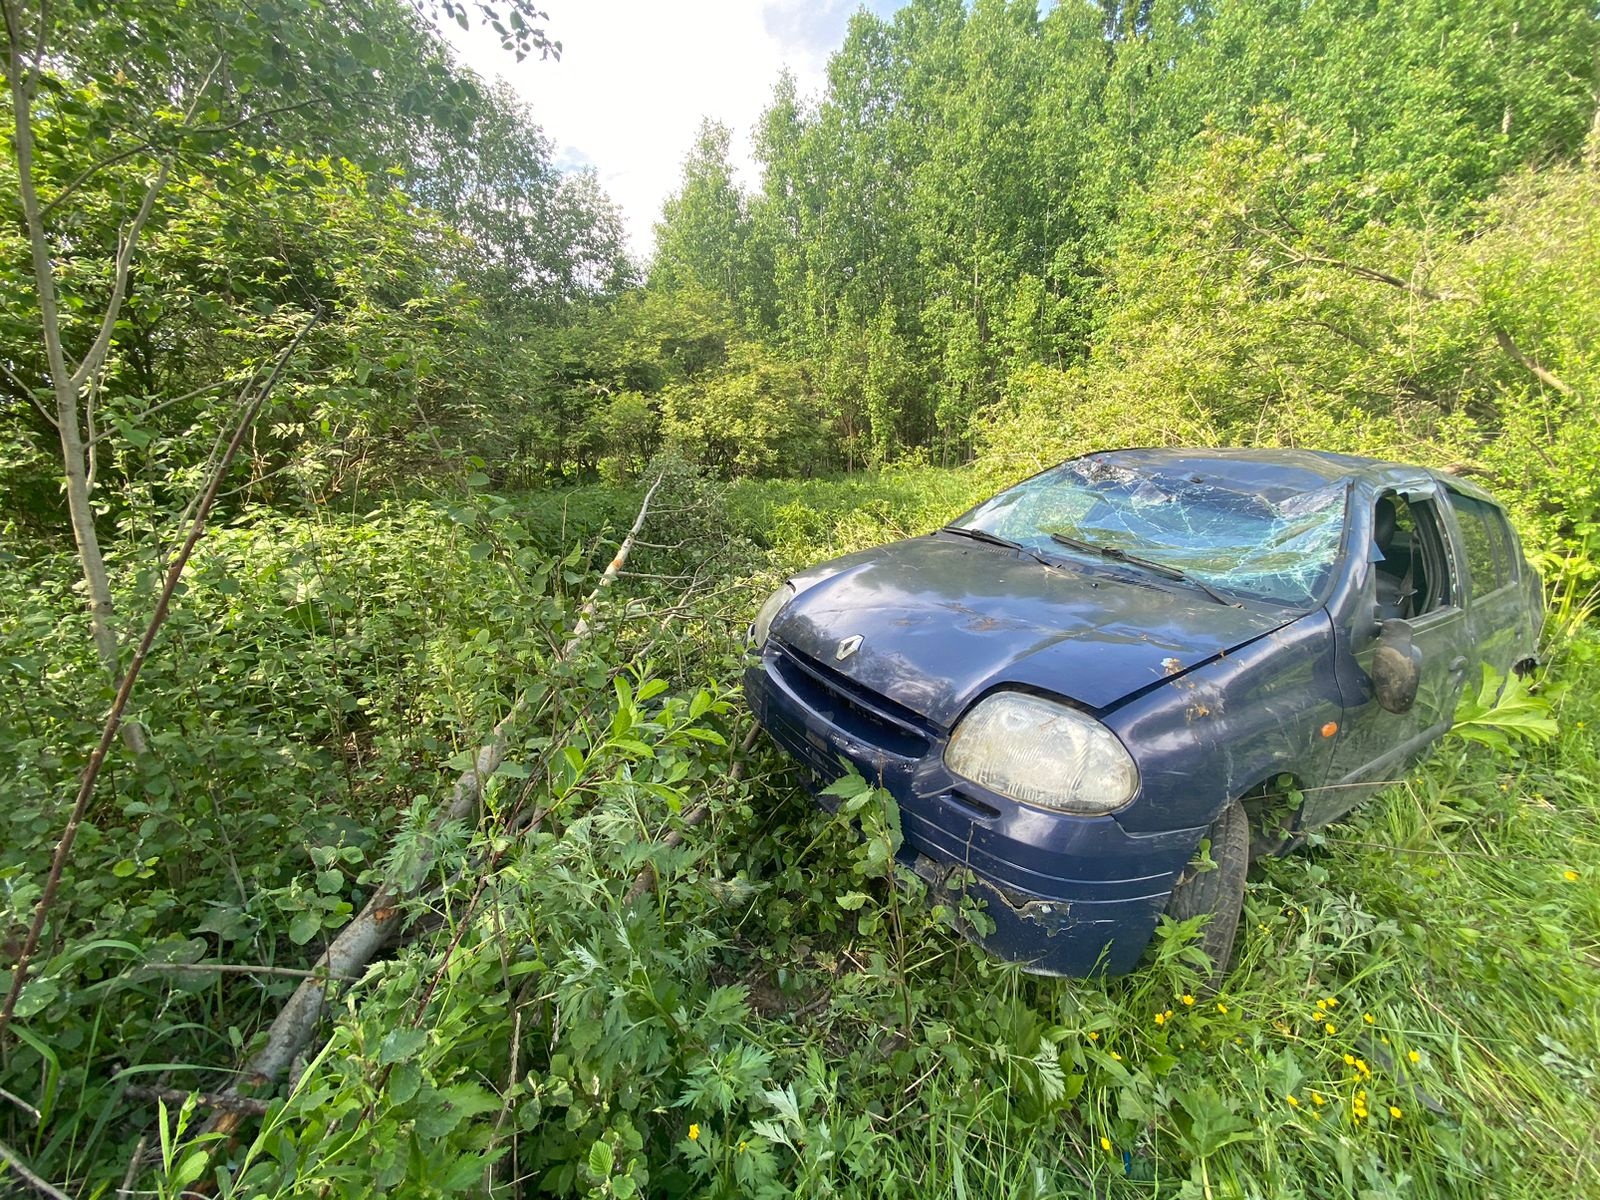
[{"x1": 951, "y1": 458, "x2": 1349, "y2": 606}]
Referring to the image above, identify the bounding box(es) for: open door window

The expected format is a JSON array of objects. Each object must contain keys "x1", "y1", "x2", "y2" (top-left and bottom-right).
[{"x1": 1371, "y1": 491, "x2": 1458, "y2": 622}]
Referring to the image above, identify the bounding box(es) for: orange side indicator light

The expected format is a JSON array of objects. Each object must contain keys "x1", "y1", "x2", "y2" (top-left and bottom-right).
[{"x1": 1321, "y1": 722, "x2": 1339, "y2": 738}]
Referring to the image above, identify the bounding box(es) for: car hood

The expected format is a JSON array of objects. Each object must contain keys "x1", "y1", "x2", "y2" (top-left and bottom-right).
[{"x1": 771, "y1": 534, "x2": 1297, "y2": 725}]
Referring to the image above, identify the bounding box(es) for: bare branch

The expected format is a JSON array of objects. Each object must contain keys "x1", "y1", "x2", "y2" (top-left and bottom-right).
[
  {"x1": 41, "y1": 98, "x2": 327, "y2": 218},
  {"x1": 0, "y1": 359, "x2": 56, "y2": 428},
  {"x1": 137, "y1": 961, "x2": 357, "y2": 982},
  {"x1": 1493, "y1": 327, "x2": 1576, "y2": 396},
  {"x1": 84, "y1": 378, "x2": 238, "y2": 448},
  {"x1": 66, "y1": 171, "x2": 170, "y2": 394},
  {"x1": 68, "y1": 56, "x2": 223, "y2": 394},
  {"x1": 122, "y1": 1085, "x2": 270, "y2": 1116},
  {"x1": 0, "y1": 1084, "x2": 41, "y2": 1121}
]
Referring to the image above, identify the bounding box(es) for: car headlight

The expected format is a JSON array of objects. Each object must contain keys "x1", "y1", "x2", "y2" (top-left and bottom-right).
[
  {"x1": 750, "y1": 582, "x2": 796, "y2": 650},
  {"x1": 944, "y1": 691, "x2": 1138, "y2": 814}
]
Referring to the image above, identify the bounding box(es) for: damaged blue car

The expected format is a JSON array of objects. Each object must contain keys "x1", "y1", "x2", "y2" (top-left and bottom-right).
[{"x1": 743, "y1": 448, "x2": 1543, "y2": 976}]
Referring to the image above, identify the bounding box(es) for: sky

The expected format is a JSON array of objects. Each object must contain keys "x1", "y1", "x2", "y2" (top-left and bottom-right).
[{"x1": 445, "y1": 1, "x2": 904, "y2": 261}]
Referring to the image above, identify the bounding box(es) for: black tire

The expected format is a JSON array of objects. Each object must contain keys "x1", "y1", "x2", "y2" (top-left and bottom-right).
[{"x1": 1164, "y1": 798, "x2": 1250, "y2": 983}]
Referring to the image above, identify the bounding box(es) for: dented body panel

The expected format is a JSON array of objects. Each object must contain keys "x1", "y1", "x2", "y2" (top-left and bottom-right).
[{"x1": 743, "y1": 449, "x2": 1542, "y2": 976}]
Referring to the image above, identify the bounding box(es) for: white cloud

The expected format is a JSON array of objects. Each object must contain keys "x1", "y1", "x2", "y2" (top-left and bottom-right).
[{"x1": 445, "y1": 2, "x2": 902, "y2": 261}]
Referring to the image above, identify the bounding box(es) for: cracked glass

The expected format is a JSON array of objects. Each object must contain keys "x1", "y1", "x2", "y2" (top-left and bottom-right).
[{"x1": 954, "y1": 458, "x2": 1349, "y2": 606}]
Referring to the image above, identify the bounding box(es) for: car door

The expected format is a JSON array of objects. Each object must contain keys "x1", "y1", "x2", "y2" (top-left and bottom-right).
[
  {"x1": 1442, "y1": 487, "x2": 1533, "y2": 679},
  {"x1": 1309, "y1": 484, "x2": 1472, "y2": 828}
]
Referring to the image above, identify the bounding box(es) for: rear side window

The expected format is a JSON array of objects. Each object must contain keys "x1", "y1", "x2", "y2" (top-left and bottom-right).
[{"x1": 1446, "y1": 490, "x2": 1514, "y2": 596}]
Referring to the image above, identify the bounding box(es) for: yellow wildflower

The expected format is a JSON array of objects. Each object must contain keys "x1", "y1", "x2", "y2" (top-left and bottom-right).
[
  {"x1": 1154, "y1": 1011, "x2": 1165, "y2": 1026},
  {"x1": 1355, "y1": 1059, "x2": 1371, "y2": 1078},
  {"x1": 1565, "y1": 870, "x2": 1580, "y2": 882},
  {"x1": 1389, "y1": 1106, "x2": 1403, "y2": 1119},
  {"x1": 1181, "y1": 994, "x2": 1196, "y2": 1006},
  {"x1": 1217, "y1": 1003, "x2": 1228, "y2": 1014},
  {"x1": 1310, "y1": 1091, "x2": 1326, "y2": 1107},
  {"x1": 1344, "y1": 1054, "x2": 1357, "y2": 1067},
  {"x1": 1363, "y1": 1013, "x2": 1376, "y2": 1025},
  {"x1": 1111, "y1": 1051, "x2": 1123, "y2": 1061},
  {"x1": 1286, "y1": 1094, "x2": 1300, "y2": 1108},
  {"x1": 1101, "y1": 1136, "x2": 1112, "y2": 1152},
  {"x1": 1325, "y1": 1023, "x2": 1337, "y2": 1035},
  {"x1": 1315, "y1": 999, "x2": 1327, "y2": 1011},
  {"x1": 1408, "y1": 1049, "x2": 1421, "y2": 1064},
  {"x1": 688, "y1": 1124, "x2": 700, "y2": 1141},
  {"x1": 1325, "y1": 997, "x2": 1339, "y2": 1008},
  {"x1": 1087, "y1": 1030, "x2": 1099, "y2": 1041}
]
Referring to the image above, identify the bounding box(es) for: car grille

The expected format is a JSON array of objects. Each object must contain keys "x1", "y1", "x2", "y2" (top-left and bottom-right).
[{"x1": 769, "y1": 642, "x2": 933, "y2": 762}]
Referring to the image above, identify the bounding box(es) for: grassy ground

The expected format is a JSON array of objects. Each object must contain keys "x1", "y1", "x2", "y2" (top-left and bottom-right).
[{"x1": 3, "y1": 465, "x2": 1596, "y2": 1198}]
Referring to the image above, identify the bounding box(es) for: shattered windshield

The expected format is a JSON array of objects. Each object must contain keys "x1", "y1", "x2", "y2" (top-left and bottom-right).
[{"x1": 952, "y1": 458, "x2": 1349, "y2": 606}]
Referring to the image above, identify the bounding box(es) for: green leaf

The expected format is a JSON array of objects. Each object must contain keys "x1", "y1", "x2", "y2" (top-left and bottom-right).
[
  {"x1": 389, "y1": 1060, "x2": 422, "y2": 1105},
  {"x1": 172, "y1": 1148, "x2": 209, "y2": 1191},
  {"x1": 378, "y1": 1028, "x2": 428, "y2": 1066},
  {"x1": 287, "y1": 911, "x2": 321, "y2": 945},
  {"x1": 588, "y1": 1140, "x2": 614, "y2": 1178},
  {"x1": 821, "y1": 771, "x2": 869, "y2": 800},
  {"x1": 836, "y1": 891, "x2": 870, "y2": 911}
]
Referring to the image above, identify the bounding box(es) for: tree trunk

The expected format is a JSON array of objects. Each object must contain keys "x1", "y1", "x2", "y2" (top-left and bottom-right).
[
  {"x1": 56, "y1": 409, "x2": 128, "y2": 699},
  {"x1": 4, "y1": 5, "x2": 179, "y2": 753}
]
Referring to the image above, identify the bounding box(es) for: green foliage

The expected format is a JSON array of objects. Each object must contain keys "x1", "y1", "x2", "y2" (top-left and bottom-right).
[
  {"x1": 660, "y1": 342, "x2": 826, "y2": 478},
  {"x1": 1449, "y1": 666, "x2": 1559, "y2": 755},
  {"x1": 4, "y1": 457, "x2": 1600, "y2": 1200}
]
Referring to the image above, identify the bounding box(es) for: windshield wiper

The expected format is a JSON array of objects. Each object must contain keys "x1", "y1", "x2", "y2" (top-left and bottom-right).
[
  {"x1": 939, "y1": 525, "x2": 1059, "y2": 570},
  {"x1": 1048, "y1": 532, "x2": 1241, "y2": 607}
]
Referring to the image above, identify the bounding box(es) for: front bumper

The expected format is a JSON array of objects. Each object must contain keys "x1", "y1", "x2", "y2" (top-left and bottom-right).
[{"x1": 745, "y1": 643, "x2": 1206, "y2": 976}]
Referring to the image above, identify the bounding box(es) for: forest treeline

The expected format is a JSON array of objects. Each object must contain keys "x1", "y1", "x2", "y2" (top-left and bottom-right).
[
  {"x1": 12, "y1": 0, "x2": 1600, "y2": 534},
  {"x1": 634, "y1": 0, "x2": 1600, "y2": 561},
  {"x1": 5, "y1": 1, "x2": 1599, "y2": 555}
]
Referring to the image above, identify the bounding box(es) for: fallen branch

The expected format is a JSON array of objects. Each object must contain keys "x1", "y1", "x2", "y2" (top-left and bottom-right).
[
  {"x1": 137, "y1": 961, "x2": 357, "y2": 982},
  {"x1": 625, "y1": 725, "x2": 762, "y2": 905},
  {"x1": 211, "y1": 474, "x2": 665, "y2": 1114},
  {"x1": 0, "y1": 313, "x2": 320, "y2": 1037}
]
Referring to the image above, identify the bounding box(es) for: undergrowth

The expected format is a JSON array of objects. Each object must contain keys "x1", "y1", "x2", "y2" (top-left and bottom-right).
[{"x1": 1, "y1": 467, "x2": 1596, "y2": 1199}]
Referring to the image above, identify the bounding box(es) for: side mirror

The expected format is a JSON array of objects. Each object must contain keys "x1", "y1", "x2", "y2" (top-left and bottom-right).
[{"x1": 1371, "y1": 618, "x2": 1421, "y2": 714}]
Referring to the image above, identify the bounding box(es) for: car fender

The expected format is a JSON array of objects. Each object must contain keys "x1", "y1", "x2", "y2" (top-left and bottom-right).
[{"x1": 1104, "y1": 608, "x2": 1343, "y2": 841}]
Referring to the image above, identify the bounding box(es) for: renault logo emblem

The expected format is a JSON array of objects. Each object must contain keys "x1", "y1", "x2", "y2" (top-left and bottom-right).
[{"x1": 835, "y1": 634, "x2": 864, "y2": 661}]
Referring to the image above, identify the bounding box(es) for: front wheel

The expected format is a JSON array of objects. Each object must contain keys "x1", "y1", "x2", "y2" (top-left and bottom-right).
[{"x1": 1163, "y1": 798, "x2": 1249, "y2": 983}]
